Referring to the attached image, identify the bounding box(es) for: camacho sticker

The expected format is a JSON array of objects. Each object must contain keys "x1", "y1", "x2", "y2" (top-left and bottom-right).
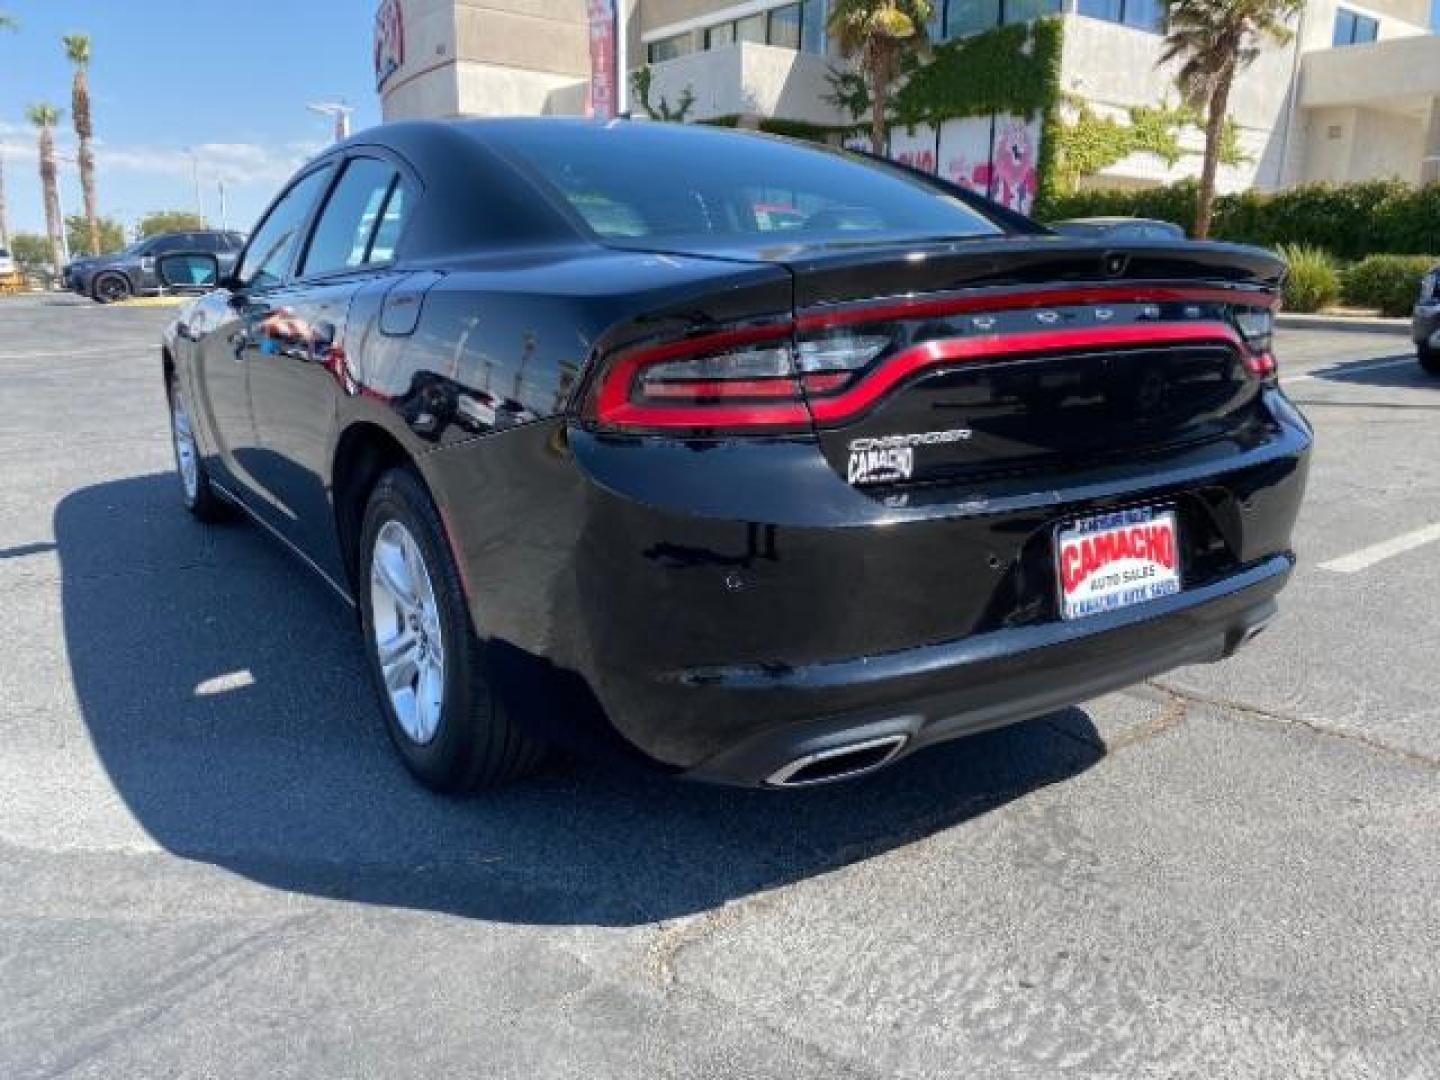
[{"x1": 847, "y1": 428, "x2": 972, "y2": 486}]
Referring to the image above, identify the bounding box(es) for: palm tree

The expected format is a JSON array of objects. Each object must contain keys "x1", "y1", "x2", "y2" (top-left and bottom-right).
[
  {"x1": 0, "y1": 149, "x2": 10, "y2": 252},
  {"x1": 1160, "y1": 0, "x2": 1299, "y2": 238},
  {"x1": 63, "y1": 33, "x2": 101, "y2": 256},
  {"x1": 27, "y1": 103, "x2": 66, "y2": 276},
  {"x1": 0, "y1": 12, "x2": 16, "y2": 251},
  {"x1": 827, "y1": 0, "x2": 932, "y2": 157}
]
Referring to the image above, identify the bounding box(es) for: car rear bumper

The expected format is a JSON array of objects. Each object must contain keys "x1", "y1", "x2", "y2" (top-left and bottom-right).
[
  {"x1": 424, "y1": 388, "x2": 1311, "y2": 785},
  {"x1": 683, "y1": 554, "x2": 1286, "y2": 786}
]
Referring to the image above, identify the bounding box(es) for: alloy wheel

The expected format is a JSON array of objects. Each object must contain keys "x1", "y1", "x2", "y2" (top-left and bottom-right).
[
  {"x1": 96, "y1": 274, "x2": 129, "y2": 303},
  {"x1": 369, "y1": 519, "x2": 446, "y2": 745},
  {"x1": 170, "y1": 390, "x2": 200, "y2": 504}
]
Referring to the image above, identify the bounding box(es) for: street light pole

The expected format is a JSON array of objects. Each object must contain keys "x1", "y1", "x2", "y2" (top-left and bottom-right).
[
  {"x1": 217, "y1": 179, "x2": 228, "y2": 231},
  {"x1": 53, "y1": 151, "x2": 76, "y2": 264},
  {"x1": 308, "y1": 102, "x2": 354, "y2": 143},
  {"x1": 183, "y1": 147, "x2": 204, "y2": 223}
]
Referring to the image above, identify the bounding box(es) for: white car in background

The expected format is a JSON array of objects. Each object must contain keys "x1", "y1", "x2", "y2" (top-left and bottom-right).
[{"x1": 0, "y1": 247, "x2": 16, "y2": 276}]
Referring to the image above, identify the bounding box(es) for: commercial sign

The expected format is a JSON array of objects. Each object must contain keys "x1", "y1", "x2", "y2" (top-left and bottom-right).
[
  {"x1": 586, "y1": 0, "x2": 617, "y2": 119},
  {"x1": 375, "y1": 0, "x2": 405, "y2": 91}
]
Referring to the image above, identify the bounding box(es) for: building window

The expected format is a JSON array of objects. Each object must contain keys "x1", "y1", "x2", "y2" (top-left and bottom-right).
[
  {"x1": 1076, "y1": 0, "x2": 1164, "y2": 32},
  {"x1": 1332, "y1": 7, "x2": 1378, "y2": 46},
  {"x1": 769, "y1": 3, "x2": 803, "y2": 50},
  {"x1": 697, "y1": 1, "x2": 824, "y2": 55},
  {"x1": 705, "y1": 22, "x2": 735, "y2": 49},
  {"x1": 647, "y1": 32, "x2": 694, "y2": 63},
  {"x1": 801, "y1": 0, "x2": 825, "y2": 53},
  {"x1": 945, "y1": 0, "x2": 1001, "y2": 37},
  {"x1": 932, "y1": 0, "x2": 1059, "y2": 39},
  {"x1": 1002, "y1": 0, "x2": 1060, "y2": 24},
  {"x1": 736, "y1": 13, "x2": 767, "y2": 42}
]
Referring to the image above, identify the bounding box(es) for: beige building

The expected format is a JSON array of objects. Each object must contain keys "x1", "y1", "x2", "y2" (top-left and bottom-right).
[{"x1": 375, "y1": 0, "x2": 1440, "y2": 193}]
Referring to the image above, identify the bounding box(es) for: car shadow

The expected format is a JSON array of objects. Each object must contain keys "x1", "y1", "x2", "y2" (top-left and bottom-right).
[
  {"x1": 56, "y1": 472, "x2": 1105, "y2": 927},
  {"x1": 1305, "y1": 354, "x2": 1436, "y2": 390}
]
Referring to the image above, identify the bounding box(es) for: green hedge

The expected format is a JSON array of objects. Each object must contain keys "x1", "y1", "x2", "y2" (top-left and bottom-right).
[
  {"x1": 1341, "y1": 255, "x2": 1436, "y2": 317},
  {"x1": 1037, "y1": 179, "x2": 1440, "y2": 260},
  {"x1": 1276, "y1": 244, "x2": 1340, "y2": 313}
]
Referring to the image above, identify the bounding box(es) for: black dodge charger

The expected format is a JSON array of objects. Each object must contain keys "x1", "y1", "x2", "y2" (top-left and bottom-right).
[{"x1": 160, "y1": 119, "x2": 1311, "y2": 791}]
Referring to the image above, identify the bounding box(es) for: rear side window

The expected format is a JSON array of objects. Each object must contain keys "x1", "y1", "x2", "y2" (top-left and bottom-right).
[
  {"x1": 367, "y1": 184, "x2": 407, "y2": 263},
  {"x1": 494, "y1": 125, "x2": 1004, "y2": 246},
  {"x1": 301, "y1": 157, "x2": 403, "y2": 277},
  {"x1": 237, "y1": 165, "x2": 334, "y2": 289}
]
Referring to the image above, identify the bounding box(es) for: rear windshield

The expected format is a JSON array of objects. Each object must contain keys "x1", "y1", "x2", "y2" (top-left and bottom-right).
[{"x1": 491, "y1": 124, "x2": 1004, "y2": 247}]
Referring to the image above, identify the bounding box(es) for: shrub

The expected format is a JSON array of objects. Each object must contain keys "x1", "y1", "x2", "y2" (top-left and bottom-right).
[
  {"x1": 1036, "y1": 179, "x2": 1440, "y2": 260},
  {"x1": 1341, "y1": 255, "x2": 1436, "y2": 317},
  {"x1": 1276, "y1": 244, "x2": 1340, "y2": 313}
]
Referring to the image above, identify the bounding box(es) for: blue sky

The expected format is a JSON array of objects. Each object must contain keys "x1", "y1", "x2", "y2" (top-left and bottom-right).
[{"x1": 0, "y1": 1, "x2": 381, "y2": 240}]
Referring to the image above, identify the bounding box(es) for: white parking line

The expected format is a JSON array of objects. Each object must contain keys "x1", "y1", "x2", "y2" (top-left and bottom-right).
[
  {"x1": 1319, "y1": 522, "x2": 1440, "y2": 573},
  {"x1": 1286, "y1": 357, "x2": 1416, "y2": 383},
  {"x1": 0, "y1": 345, "x2": 147, "y2": 361}
]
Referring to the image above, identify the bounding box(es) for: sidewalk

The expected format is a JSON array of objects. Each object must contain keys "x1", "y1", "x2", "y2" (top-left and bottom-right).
[{"x1": 1277, "y1": 312, "x2": 1411, "y2": 336}]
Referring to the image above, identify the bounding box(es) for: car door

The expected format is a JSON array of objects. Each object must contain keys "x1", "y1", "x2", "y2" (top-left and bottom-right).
[
  {"x1": 191, "y1": 163, "x2": 335, "y2": 509},
  {"x1": 243, "y1": 154, "x2": 414, "y2": 573}
]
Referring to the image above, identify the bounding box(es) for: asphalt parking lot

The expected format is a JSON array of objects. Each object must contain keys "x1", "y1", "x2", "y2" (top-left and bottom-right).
[{"x1": 1, "y1": 293, "x2": 1437, "y2": 1079}]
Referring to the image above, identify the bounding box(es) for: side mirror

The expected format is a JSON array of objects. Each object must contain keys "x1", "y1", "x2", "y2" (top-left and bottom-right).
[{"x1": 157, "y1": 252, "x2": 220, "y2": 294}]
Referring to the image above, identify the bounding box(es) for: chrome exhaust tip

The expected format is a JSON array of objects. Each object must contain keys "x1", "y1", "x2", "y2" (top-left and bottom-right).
[{"x1": 766, "y1": 733, "x2": 910, "y2": 788}]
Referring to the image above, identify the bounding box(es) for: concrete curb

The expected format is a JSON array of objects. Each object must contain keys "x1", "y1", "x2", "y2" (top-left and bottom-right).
[{"x1": 1277, "y1": 313, "x2": 1411, "y2": 336}]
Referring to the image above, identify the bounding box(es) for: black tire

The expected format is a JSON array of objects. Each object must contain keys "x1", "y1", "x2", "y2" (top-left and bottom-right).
[
  {"x1": 92, "y1": 271, "x2": 132, "y2": 304},
  {"x1": 168, "y1": 379, "x2": 229, "y2": 523},
  {"x1": 358, "y1": 466, "x2": 545, "y2": 792},
  {"x1": 1419, "y1": 342, "x2": 1440, "y2": 376}
]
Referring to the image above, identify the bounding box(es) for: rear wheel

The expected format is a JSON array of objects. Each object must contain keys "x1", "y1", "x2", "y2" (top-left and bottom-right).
[
  {"x1": 169, "y1": 381, "x2": 228, "y2": 522},
  {"x1": 358, "y1": 467, "x2": 544, "y2": 792},
  {"x1": 1419, "y1": 342, "x2": 1440, "y2": 376},
  {"x1": 92, "y1": 272, "x2": 131, "y2": 304}
]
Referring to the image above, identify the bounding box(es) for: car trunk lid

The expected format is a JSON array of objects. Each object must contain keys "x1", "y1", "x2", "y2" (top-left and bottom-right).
[{"x1": 770, "y1": 238, "x2": 1285, "y2": 491}]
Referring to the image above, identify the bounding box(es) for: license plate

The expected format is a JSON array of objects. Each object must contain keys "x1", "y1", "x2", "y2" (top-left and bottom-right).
[{"x1": 1056, "y1": 507, "x2": 1181, "y2": 621}]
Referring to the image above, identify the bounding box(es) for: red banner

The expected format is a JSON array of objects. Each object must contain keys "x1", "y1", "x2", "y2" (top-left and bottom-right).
[
  {"x1": 374, "y1": 0, "x2": 405, "y2": 91},
  {"x1": 586, "y1": 0, "x2": 617, "y2": 119}
]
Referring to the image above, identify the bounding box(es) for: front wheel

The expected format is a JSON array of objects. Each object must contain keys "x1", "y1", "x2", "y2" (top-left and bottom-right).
[
  {"x1": 169, "y1": 381, "x2": 228, "y2": 522},
  {"x1": 1418, "y1": 342, "x2": 1440, "y2": 376},
  {"x1": 92, "y1": 272, "x2": 131, "y2": 304},
  {"x1": 358, "y1": 467, "x2": 544, "y2": 792}
]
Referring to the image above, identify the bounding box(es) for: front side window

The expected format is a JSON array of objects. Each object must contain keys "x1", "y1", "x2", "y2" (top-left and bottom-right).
[
  {"x1": 301, "y1": 157, "x2": 403, "y2": 277},
  {"x1": 236, "y1": 166, "x2": 334, "y2": 290},
  {"x1": 497, "y1": 125, "x2": 1005, "y2": 247},
  {"x1": 152, "y1": 234, "x2": 193, "y2": 255}
]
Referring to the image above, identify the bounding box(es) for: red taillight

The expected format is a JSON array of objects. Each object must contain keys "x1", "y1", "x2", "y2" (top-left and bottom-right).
[
  {"x1": 589, "y1": 287, "x2": 1280, "y2": 433},
  {"x1": 588, "y1": 322, "x2": 894, "y2": 433},
  {"x1": 589, "y1": 323, "x2": 808, "y2": 432}
]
